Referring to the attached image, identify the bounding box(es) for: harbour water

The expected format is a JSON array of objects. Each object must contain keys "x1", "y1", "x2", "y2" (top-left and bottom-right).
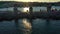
[{"x1": 0, "y1": 19, "x2": 60, "y2": 34}]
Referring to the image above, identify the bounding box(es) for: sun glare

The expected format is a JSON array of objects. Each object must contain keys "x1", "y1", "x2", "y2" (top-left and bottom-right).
[{"x1": 23, "y1": 7, "x2": 29, "y2": 13}]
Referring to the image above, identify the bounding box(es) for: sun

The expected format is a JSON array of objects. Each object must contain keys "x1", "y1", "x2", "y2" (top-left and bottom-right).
[{"x1": 23, "y1": 7, "x2": 29, "y2": 13}]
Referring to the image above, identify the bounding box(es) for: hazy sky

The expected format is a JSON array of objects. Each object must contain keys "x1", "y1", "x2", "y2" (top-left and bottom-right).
[{"x1": 0, "y1": 0, "x2": 60, "y2": 2}]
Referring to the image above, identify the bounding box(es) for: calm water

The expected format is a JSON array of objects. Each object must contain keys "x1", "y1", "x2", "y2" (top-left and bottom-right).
[{"x1": 0, "y1": 19, "x2": 60, "y2": 34}]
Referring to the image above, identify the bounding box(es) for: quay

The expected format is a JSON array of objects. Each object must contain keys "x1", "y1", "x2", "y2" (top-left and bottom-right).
[{"x1": 0, "y1": 2, "x2": 60, "y2": 20}]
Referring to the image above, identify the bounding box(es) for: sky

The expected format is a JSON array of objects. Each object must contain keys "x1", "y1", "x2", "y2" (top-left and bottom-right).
[{"x1": 0, "y1": 0, "x2": 60, "y2": 2}]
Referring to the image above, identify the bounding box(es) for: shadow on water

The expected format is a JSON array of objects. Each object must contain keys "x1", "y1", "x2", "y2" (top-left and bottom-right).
[
  {"x1": 15, "y1": 19, "x2": 22, "y2": 34},
  {"x1": 46, "y1": 19, "x2": 57, "y2": 34},
  {"x1": 46, "y1": 19, "x2": 50, "y2": 34}
]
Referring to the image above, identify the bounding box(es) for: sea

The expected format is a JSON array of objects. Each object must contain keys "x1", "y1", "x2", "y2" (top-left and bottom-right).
[{"x1": 0, "y1": 18, "x2": 60, "y2": 34}]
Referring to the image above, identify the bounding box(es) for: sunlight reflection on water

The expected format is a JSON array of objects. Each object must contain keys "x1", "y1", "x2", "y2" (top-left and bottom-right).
[{"x1": 22, "y1": 19, "x2": 32, "y2": 34}]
